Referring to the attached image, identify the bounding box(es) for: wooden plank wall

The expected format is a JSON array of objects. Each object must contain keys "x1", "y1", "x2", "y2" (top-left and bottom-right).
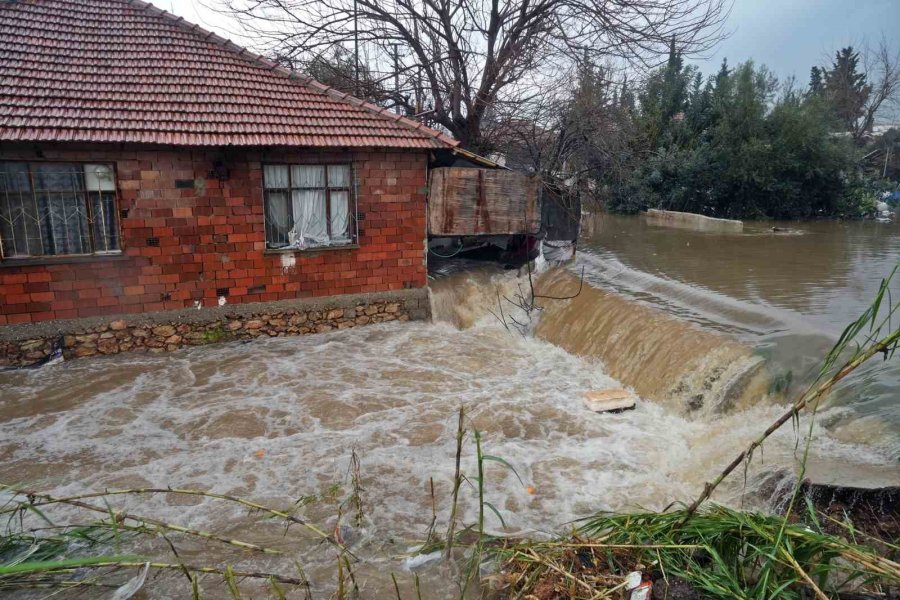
[{"x1": 427, "y1": 168, "x2": 542, "y2": 236}]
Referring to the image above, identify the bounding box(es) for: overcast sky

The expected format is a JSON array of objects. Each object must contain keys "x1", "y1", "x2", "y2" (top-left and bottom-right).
[
  {"x1": 151, "y1": 0, "x2": 899, "y2": 83},
  {"x1": 690, "y1": 0, "x2": 899, "y2": 80}
]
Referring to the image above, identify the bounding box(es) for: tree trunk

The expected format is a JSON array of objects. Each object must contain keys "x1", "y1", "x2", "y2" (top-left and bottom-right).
[{"x1": 452, "y1": 114, "x2": 494, "y2": 156}]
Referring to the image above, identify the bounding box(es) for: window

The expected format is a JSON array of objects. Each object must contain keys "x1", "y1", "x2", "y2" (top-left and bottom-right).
[
  {"x1": 0, "y1": 162, "x2": 121, "y2": 259},
  {"x1": 263, "y1": 164, "x2": 356, "y2": 250}
]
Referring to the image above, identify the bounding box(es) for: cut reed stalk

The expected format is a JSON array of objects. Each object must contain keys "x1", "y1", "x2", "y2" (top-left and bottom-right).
[
  {"x1": 391, "y1": 572, "x2": 402, "y2": 599},
  {"x1": 342, "y1": 555, "x2": 360, "y2": 599},
  {"x1": 8, "y1": 560, "x2": 306, "y2": 585},
  {"x1": 0, "y1": 484, "x2": 340, "y2": 550},
  {"x1": 523, "y1": 547, "x2": 598, "y2": 597},
  {"x1": 444, "y1": 405, "x2": 465, "y2": 560},
  {"x1": 682, "y1": 306, "x2": 900, "y2": 521},
  {"x1": 224, "y1": 564, "x2": 242, "y2": 599},
  {"x1": 348, "y1": 449, "x2": 365, "y2": 529},
  {"x1": 780, "y1": 547, "x2": 829, "y2": 600},
  {"x1": 3, "y1": 488, "x2": 285, "y2": 555}
]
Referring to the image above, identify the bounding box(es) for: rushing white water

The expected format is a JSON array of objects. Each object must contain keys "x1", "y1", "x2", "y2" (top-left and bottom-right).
[
  {"x1": 0, "y1": 267, "x2": 896, "y2": 598},
  {"x1": 577, "y1": 213, "x2": 900, "y2": 462}
]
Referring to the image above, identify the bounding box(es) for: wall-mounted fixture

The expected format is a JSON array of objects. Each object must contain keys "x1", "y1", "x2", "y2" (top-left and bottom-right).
[
  {"x1": 85, "y1": 164, "x2": 116, "y2": 191},
  {"x1": 209, "y1": 161, "x2": 230, "y2": 182}
]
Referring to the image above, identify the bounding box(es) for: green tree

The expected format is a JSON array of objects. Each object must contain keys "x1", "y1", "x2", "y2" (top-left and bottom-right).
[
  {"x1": 637, "y1": 38, "x2": 697, "y2": 149},
  {"x1": 808, "y1": 66, "x2": 824, "y2": 96},
  {"x1": 609, "y1": 59, "x2": 859, "y2": 219},
  {"x1": 822, "y1": 47, "x2": 872, "y2": 140}
]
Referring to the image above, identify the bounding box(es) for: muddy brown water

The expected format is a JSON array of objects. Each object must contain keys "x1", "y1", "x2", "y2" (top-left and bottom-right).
[
  {"x1": 574, "y1": 213, "x2": 900, "y2": 465},
  {"x1": 1, "y1": 217, "x2": 898, "y2": 597}
]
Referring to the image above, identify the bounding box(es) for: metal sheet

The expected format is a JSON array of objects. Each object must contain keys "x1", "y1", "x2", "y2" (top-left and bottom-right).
[{"x1": 428, "y1": 168, "x2": 542, "y2": 236}]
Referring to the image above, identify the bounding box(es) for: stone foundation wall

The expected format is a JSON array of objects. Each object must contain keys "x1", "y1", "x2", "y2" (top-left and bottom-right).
[{"x1": 0, "y1": 288, "x2": 429, "y2": 366}]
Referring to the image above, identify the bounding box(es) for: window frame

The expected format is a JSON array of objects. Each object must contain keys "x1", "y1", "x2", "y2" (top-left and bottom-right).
[
  {"x1": 0, "y1": 160, "x2": 123, "y2": 261},
  {"x1": 262, "y1": 162, "x2": 358, "y2": 251}
]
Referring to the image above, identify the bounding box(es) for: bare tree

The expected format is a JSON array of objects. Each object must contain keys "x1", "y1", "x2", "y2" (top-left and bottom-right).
[
  {"x1": 207, "y1": 0, "x2": 731, "y2": 153},
  {"x1": 855, "y1": 38, "x2": 900, "y2": 144},
  {"x1": 492, "y1": 62, "x2": 637, "y2": 210},
  {"x1": 488, "y1": 82, "x2": 578, "y2": 175},
  {"x1": 277, "y1": 46, "x2": 391, "y2": 105}
]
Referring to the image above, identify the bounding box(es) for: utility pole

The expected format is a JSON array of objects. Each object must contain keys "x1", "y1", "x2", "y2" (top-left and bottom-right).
[
  {"x1": 353, "y1": 0, "x2": 360, "y2": 97},
  {"x1": 392, "y1": 44, "x2": 401, "y2": 114},
  {"x1": 412, "y1": 19, "x2": 422, "y2": 113}
]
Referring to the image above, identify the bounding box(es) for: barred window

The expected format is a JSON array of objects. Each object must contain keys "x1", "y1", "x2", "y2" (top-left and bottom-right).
[
  {"x1": 263, "y1": 164, "x2": 357, "y2": 250},
  {"x1": 0, "y1": 162, "x2": 121, "y2": 259}
]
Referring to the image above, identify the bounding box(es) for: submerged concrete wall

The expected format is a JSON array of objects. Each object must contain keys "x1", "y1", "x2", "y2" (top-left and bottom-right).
[
  {"x1": 645, "y1": 209, "x2": 743, "y2": 233},
  {"x1": 0, "y1": 288, "x2": 429, "y2": 366}
]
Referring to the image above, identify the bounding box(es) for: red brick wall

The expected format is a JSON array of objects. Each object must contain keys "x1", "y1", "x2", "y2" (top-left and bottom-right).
[{"x1": 0, "y1": 144, "x2": 429, "y2": 325}]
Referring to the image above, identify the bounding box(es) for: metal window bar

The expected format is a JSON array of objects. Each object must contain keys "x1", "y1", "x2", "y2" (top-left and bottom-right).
[
  {"x1": 262, "y1": 164, "x2": 292, "y2": 248},
  {"x1": 0, "y1": 167, "x2": 23, "y2": 256},
  {"x1": 88, "y1": 190, "x2": 119, "y2": 254},
  {"x1": 263, "y1": 163, "x2": 356, "y2": 249},
  {"x1": 31, "y1": 168, "x2": 87, "y2": 256},
  {"x1": 351, "y1": 162, "x2": 360, "y2": 242},
  {"x1": 0, "y1": 162, "x2": 121, "y2": 259}
]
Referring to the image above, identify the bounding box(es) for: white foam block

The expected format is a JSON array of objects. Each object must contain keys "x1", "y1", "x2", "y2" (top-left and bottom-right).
[{"x1": 583, "y1": 389, "x2": 637, "y2": 413}]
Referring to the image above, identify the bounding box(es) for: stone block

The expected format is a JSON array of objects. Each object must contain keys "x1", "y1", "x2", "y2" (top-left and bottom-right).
[
  {"x1": 74, "y1": 345, "x2": 97, "y2": 357},
  {"x1": 97, "y1": 338, "x2": 119, "y2": 354},
  {"x1": 152, "y1": 325, "x2": 176, "y2": 337}
]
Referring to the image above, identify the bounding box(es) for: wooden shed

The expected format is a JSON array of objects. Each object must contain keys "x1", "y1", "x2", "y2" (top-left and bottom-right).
[{"x1": 427, "y1": 167, "x2": 542, "y2": 236}]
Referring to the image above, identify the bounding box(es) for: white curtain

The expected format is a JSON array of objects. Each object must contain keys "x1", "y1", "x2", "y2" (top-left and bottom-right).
[
  {"x1": 263, "y1": 165, "x2": 289, "y2": 189},
  {"x1": 328, "y1": 165, "x2": 350, "y2": 187},
  {"x1": 330, "y1": 191, "x2": 350, "y2": 241},
  {"x1": 328, "y1": 166, "x2": 351, "y2": 242},
  {"x1": 290, "y1": 189, "x2": 328, "y2": 246},
  {"x1": 292, "y1": 164, "x2": 325, "y2": 188},
  {"x1": 289, "y1": 166, "x2": 327, "y2": 247}
]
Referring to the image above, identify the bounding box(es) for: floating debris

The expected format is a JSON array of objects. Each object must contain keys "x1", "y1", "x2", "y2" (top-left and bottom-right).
[{"x1": 582, "y1": 389, "x2": 636, "y2": 413}]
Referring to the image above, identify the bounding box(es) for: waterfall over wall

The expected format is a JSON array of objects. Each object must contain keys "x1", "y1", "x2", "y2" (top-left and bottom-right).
[
  {"x1": 533, "y1": 268, "x2": 772, "y2": 415},
  {"x1": 430, "y1": 266, "x2": 773, "y2": 416}
]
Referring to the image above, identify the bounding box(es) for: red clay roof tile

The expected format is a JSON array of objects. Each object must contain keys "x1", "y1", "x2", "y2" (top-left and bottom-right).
[{"x1": 0, "y1": 0, "x2": 457, "y2": 149}]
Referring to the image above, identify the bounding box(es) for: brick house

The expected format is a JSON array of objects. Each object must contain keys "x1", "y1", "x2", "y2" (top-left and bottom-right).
[{"x1": 0, "y1": 0, "x2": 458, "y2": 362}]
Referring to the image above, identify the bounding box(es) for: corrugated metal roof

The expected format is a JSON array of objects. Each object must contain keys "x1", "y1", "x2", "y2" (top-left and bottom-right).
[{"x1": 0, "y1": 0, "x2": 457, "y2": 149}]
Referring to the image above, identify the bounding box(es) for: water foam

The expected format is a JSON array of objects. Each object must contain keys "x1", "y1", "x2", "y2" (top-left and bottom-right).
[
  {"x1": 2, "y1": 322, "x2": 886, "y2": 527},
  {"x1": 0, "y1": 269, "x2": 895, "y2": 598}
]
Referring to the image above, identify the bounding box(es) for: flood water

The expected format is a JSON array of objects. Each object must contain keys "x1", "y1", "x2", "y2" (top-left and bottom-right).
[
  {"x1": 574, "y1": 213, "x2": 900, "y2": 463},
  {"x1": 0, "y1": 215, "x2": 898, "y2": 598}
]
